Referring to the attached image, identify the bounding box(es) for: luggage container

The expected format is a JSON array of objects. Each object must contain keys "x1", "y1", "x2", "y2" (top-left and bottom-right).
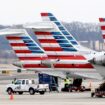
[{"x1": 38, "y1": 73, "x2": 58, "y2": 91}]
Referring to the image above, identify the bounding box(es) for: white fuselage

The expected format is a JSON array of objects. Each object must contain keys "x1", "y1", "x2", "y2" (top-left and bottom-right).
[{"x1": 75, "y1": 44, "x2": 105, "y2": 78}]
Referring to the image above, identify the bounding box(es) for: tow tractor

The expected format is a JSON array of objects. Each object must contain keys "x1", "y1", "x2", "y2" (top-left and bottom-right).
[
  {"x1": 61, "y1": 79, "x2": 85, "y2": 92},
  {"x1": 6, "y1": 79, "x2": 49, "y2": 95}
]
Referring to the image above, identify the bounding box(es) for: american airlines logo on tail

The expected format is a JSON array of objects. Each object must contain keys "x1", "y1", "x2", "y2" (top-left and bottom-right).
[
  {"x1": 34, "y1": 31, "x2": 93, "y2": 69},
  {"x1": 4, "y1": 29, "x2": 93, "y2": 70},
  {"x1": 33, "y1": 13, "x2": 95, "y2": 70},
  {"x1": 40, "y1": 13, "x2": 79, "y2": 47},
  {"x1": 0, "y1": 14, "x2": 102, "y2": 80},
  {"x1": 5, "y1": 29, "x2": 48, "y2": 70}
]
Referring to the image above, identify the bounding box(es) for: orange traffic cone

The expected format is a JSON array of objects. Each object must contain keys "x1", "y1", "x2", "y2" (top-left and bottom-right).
[{"x1": 10, "y1": 93, "x2": 14, "y2": 100}]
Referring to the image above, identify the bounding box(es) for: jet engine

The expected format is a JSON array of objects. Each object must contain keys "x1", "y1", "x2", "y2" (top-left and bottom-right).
[{"x1": 92, "y1": 55, "x2": 105, "y2": 66}]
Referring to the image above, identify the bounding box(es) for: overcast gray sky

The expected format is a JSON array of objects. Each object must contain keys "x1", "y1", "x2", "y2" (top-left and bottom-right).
[{"x1": 0, "y1": 0, "x2": 105, "y2": 25}]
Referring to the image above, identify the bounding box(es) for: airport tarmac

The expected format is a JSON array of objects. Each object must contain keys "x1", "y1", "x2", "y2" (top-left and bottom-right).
[{"x1": 0, "y1": 85, "x2": 105, "y2": 105}]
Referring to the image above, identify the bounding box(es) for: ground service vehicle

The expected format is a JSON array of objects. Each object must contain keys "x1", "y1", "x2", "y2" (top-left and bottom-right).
[
  {"x1": 91, "y1": 82, "x2": 105, "y2": 97},
  {"x1": 6, "y1": 79, "x2": 48, "y2": 95},
  {"x1": 61, "y1": 79, "x2": 85, "y2": 92},
  {"x1": 61, "y1": 84, "x2": 85, "y2": 92}
]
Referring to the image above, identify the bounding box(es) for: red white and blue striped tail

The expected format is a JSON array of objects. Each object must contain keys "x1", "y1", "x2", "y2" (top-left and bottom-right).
[
  {"x1": 34, "y1": 31, "x2": 95, "y2": 71},
  {"x1": 99, "y1": 18, "x2": 105, "y2": 44},
  {"x1": 40, "y1": 13, "x2": 80, "y2": 47},
  {"x1": 33, "y1": 13, "x2": 95, "y2": 71},
  {"x1": 4, "y1": 29, "x2": 49, "y2": 70},
  {"x1": 0, "y1": 29, "x2": 101, "y2": 79},
  {"x1": 1, "y1": 29, "x2": 95, "y2": 71}
]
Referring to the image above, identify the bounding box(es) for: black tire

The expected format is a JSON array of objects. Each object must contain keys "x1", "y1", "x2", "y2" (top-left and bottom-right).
[
  {"x1": 7, "y1": 88, "x2": 13, "y2": 95},
  {"x1": 68, "y1": 89, "x2": 72, "y2": 92},
  {"x1": 40, "y1": 91, "x2": 45, "y2": 95},
  {"x1": 91, "y1": 93, "x2": 94, "y2": 97},
  {"x1": 81, "y1": 86, "x2": 85, "y2": 92},
  {"x1": 96, "y1": 95, "x2": 103, "y2": 98},
  {"x1": 29, "y1": 88, "x2": 35, "y2": 95},
  {"x1": 18, "y1": 92, "x2": 23, "y2": 95},
  {"x1": 82, "y1": 86, "x2": 85, "y2": 90},
  {"x1": 70, "y1": 89, "x2": 72, "y2": 92}
]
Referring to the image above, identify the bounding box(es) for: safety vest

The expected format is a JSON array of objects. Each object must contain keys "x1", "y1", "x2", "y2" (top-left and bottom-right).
[{"x1": 64, "y1": 79, "x2": 70, "y2": 84}]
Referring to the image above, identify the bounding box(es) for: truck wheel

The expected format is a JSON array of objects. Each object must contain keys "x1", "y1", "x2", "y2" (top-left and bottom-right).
[
  {"x1": 40, "y1": 91, "x2": 45, "y2": 95},
  {"x1": 18, "y1": 92, "x2": 23, "y2": 95},
  {"x1": 7, "y1": 88, "x2": 13, "y2": 95},
  {"x1": 29, "y1": 88, "x2": 35, "y2": 95},
  {"x1": 82, "y1": 86, "x2": 85, "y2": 91}
]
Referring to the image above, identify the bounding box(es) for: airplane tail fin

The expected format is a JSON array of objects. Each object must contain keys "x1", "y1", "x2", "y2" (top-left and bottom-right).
[
  {"x1": 99, "y1": 18, "x2": 105, "y2": 44},
  {"x1": 40, "y1": 13, "x2": 96, "y2": 60},
  {"x1": 40, "y1": 12, "x2": 81, "y2": 54},
  {"x1": 0, "y1": 29, "x2": 48, "y2": 70},
  {"x1": 40, "y1": 13, "x2": 80, "y2": 47}
]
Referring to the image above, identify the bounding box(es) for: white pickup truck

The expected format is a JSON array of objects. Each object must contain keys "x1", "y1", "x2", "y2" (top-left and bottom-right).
[{"x1": 6, "y1": 79, "x2": 49, "y2": 95}]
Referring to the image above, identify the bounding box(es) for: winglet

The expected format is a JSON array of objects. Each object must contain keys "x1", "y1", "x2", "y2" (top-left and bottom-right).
[
  {"x1": 0, "y1": 29, "x2": 24, "y2": 36},
  {"x1": 40, "y1": 12, "x2": 57, "y2": 21}
]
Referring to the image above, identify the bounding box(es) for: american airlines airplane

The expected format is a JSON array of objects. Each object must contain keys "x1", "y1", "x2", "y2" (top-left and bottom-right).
[
  {"x1": 38, "y1": 13, "x2": 105, "y2": 66},
  {"x1": 26, "y1": 12, "x2": 105, "y2": 78},
  {"x1": 0, "y1": 28, "x2": 102, "y2": 80}
]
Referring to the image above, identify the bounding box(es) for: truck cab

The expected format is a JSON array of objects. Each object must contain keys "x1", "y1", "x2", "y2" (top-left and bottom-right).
[{"x1": 91, "y1": 82, "x2": 105, "y2": 98}]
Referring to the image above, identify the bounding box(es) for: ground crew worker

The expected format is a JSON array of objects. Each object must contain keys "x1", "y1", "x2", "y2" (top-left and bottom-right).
[{"x1": 64, "y1": 77, "x2": 71, "y2": 88}]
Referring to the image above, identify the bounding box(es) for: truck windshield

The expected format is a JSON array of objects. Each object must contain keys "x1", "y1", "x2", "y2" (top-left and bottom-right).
[{"x1": 15, "y1": 80, "x2": 21, "y2": 85}]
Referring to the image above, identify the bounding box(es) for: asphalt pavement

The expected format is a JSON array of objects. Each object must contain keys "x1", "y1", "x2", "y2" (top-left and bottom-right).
[{"x1": 0, "y1": 84, "x2": 105, "y2": 105}]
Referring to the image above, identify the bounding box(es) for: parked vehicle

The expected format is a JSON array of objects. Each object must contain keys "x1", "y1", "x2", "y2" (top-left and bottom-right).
[
  {"x1": 62, "y1": 78, "x2": 85, "y2": 92},
  {"x1": 61, "y1": 84, "x2": 85, "y2": 92},
  {"x1": 6, "y1": 79, "x2": 49, "y2": 95},
  {"x1": 91, "y1": 82, "x2": 105, "y2": 97}
]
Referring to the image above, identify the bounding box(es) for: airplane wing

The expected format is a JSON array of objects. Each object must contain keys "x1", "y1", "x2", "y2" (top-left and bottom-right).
[
  {"x1": 24, "y1": 22, "x2": 54, "y2": 30},
  {"x1": 73, "y1": 72, "x2": 103, "y2": 80},
  {"x1": 40, "y1": 71, "x2": 103, "y2": 80}
]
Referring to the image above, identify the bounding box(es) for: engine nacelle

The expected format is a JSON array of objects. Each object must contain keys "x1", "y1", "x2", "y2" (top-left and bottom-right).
[{"x1": 92, "y1": 55, "x2": 105, "y2": 66}]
